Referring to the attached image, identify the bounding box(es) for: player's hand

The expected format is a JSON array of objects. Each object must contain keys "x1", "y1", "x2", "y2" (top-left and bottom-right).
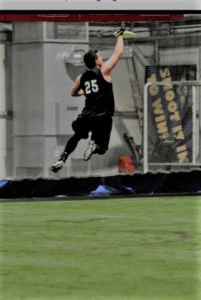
[{"x1": 116, "y1": 28, "x2": 125, "y2": 36}]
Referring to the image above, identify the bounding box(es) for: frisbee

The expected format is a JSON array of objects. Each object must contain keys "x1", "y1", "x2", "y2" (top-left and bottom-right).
[{"x1": 114, "y1": 30, "x2": 135, "y2": 38}]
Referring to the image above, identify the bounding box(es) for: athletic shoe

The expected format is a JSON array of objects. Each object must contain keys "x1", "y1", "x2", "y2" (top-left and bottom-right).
[
  {"x1": 84, "y1": 140, "x2": 96, "y2": 161},
  {"x1": 51, "y1": 152, "x2": 68, "y2": 173}
]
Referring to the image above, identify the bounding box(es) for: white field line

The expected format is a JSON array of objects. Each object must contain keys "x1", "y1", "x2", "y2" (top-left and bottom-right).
[{"x1": 0, "y1": 210, "x2": 198, "y2": 222}]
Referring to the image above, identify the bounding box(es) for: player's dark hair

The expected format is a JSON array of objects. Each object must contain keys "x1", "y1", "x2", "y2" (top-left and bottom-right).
[{"x1": 84, "y1": 49, "x2": 98, "y2": 69}]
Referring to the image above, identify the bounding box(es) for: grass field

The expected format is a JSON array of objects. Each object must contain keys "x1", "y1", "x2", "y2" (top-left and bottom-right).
[{"x1": 0, "y1": 196, "x2": 200, "y2": 300}]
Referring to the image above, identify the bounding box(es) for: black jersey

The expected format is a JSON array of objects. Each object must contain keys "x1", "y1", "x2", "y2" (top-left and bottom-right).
[{"x1": 79, "y1": 68, "x2": 115, "y2": 118}]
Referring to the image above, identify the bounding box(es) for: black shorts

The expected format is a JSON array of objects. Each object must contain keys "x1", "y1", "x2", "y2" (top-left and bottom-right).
[{"x1": 72, "y1": 115, "x2": 113, "y2": 151}]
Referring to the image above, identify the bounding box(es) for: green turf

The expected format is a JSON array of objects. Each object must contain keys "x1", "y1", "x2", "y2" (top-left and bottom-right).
[{"x1": 0, "y1": 196, "x2": 200, "y2": 300}]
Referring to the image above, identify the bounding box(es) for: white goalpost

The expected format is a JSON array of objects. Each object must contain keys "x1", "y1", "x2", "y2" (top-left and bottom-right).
[{"x1": 143, "y1": 80, "x2": 201, "y2": 174}]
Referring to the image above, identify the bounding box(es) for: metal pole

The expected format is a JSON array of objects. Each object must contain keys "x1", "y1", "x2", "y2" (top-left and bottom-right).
[
  {"x1": 192, "y1": 86, "x2": 196, "y2": 164},
  {"x1": 199, "y1": 85, "x2": 201, "y2": 164},
  {"x1": 143, "y1": 83, "x2": 149, "y2": 173},
  {"x1": 155, "y1": 40, "x2": 159, "y2": 65}
]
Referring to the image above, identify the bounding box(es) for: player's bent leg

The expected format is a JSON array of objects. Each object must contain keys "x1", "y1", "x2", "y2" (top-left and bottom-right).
[{"x1": 51, "y1": 133, "x2": 82, "y2": 173}]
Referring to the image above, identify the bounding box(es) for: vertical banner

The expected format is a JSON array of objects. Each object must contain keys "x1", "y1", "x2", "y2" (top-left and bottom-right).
[{"x1": 145, "y1": 65, "x2": 196, "y2": 165}]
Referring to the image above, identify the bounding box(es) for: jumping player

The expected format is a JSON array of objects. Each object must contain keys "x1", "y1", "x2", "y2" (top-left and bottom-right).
[{"x1": 51, "y1": 28, "x2": 124, "y2": 173}]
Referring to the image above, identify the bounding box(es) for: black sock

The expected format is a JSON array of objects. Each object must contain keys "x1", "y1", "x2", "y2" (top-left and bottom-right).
[{"x1": 64, "y1": 134, "x2": 82, "y2": 157}]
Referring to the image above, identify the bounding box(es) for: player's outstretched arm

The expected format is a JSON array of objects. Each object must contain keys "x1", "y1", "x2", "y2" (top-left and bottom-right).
[
  {"x1": 71, "y1": 75, "x2": 84, "y2": 97},
  {"x1": 101, "y1": 30, "x2": 124, "y2": 76}
]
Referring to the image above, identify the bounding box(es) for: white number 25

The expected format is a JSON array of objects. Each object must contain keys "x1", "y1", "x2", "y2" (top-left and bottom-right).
[{"x1": 85, "y1": 80, "x2": 99, "y2": 94}]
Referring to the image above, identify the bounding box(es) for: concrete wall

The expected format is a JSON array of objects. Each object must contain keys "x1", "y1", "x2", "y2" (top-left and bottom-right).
[{"x1": 12, "y1": 43, "x2": 45, "y2": 178}]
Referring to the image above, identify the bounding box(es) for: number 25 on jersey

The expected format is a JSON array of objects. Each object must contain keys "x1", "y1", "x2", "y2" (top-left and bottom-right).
[{"x1": 85, "y1": 80, "x2": 99, "y2": 94}]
